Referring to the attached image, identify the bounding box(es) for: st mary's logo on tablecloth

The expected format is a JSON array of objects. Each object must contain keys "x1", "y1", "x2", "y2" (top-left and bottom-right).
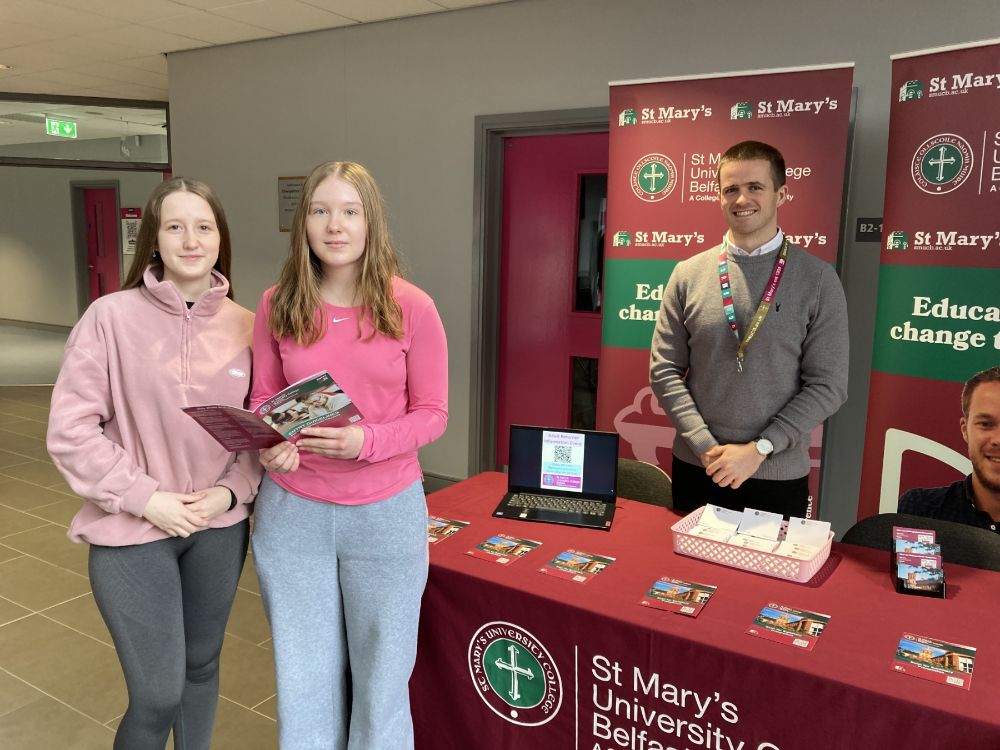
[{"x1": 467, "y1": 621, "x2": 562, "y2": 726}]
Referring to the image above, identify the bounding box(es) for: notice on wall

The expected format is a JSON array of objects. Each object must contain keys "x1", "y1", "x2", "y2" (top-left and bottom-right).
[
  {"x1": 277, "y1": 176, "x2": 305, "y2": 232},
  {"x1": 121, "y1": 207, "x2": 141, "y2": 255}
]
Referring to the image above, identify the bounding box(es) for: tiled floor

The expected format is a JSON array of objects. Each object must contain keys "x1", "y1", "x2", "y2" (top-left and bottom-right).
[{"x1": 0, "y1": 385, "x2": 279, "y2": 749}]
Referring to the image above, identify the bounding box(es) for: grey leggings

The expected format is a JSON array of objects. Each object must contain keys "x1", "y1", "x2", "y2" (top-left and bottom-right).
[{"x1": 89, "y1": 520, "x2": 249, "y2": 750}]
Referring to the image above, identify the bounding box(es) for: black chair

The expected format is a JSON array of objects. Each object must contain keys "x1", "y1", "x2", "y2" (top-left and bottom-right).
[
  {"x1": 841, "y1": 512, "x2": 1000, "y2": 572},
  {"x1": 616, "y1": 458, "x2": 672, "y2": 509}
]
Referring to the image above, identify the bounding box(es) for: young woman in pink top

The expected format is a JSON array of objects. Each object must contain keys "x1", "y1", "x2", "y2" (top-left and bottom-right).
[
  {"x1": 250, "y1": 161, "x2": 448, "y2": 749},
  {"x1": 47, "y1": 178, "x2": 261, "y2": 750}
]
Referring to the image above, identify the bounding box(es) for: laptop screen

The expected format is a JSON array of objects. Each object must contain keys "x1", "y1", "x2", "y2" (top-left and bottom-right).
[{"x1": 507, "y1": 425, "x2": 619, "y2": 502}]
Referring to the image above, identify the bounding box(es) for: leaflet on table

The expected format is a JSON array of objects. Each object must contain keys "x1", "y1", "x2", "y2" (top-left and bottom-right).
[
  {"x1": 466, "y1": 533, "x2": 541, "y2": 565},
  {"x1": 540, "y1": 549, "x2": 615, "y2": 584},
  {"x1": 892, "y1": 633, "x2": 976, "y2": 690},
  {"x1": 639, "y1": 576, "x2": 717, "y2": 617},
  {"x1": 183, "y1": 371, "x2": 363, "y2": 451},
  {"x1": 427, "y1": 516, "x2": 470, "y2": 545},
  {"x1": 746, "y1": 602, "x2": 830, "y2": 651}
]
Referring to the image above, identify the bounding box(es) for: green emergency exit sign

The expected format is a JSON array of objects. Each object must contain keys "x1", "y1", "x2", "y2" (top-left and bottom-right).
[{"x1": 45, "y1": 118, "x2": 77, "y2": 138}]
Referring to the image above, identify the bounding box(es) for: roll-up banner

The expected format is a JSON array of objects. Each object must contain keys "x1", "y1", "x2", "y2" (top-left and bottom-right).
[
  {"x1": 859, "y1": 39, "x2": 1000, "y2": 519},
  {"x1": 597, "y1": 65, "x2": 854, "y2": 507}
]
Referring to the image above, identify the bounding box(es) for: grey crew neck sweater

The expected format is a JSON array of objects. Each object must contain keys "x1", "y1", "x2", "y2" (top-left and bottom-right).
[{"x1": 649, "y1": 242, "x2": 849, "y2": 481}]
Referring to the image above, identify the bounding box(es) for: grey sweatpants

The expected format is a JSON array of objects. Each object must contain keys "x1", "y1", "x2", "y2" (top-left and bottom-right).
[
  {"x1": 252, "y1": 476, "x2": 428, "y2": 750},
  {"x1": 89, "y1": 519, "x2": 249, "y2": 750}
]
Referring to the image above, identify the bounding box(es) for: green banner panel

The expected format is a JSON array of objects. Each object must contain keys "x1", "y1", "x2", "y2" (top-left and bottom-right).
[
  {"x1": 871, "y1": 264, "x2": 1000, "y2": 382},
  {"x1": 601, "y1": 258, "x2": 677, "y2": 350}
]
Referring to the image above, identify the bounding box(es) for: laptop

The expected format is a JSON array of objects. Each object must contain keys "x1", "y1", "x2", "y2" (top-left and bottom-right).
[{"x1": 493, "y1": 425, "x2": 620, "y2": 531}]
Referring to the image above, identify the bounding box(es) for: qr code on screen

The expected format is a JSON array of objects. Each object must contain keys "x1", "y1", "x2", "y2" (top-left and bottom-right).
[{"x1": 553, "y1": 445, "x2": 572, "y2": 463}]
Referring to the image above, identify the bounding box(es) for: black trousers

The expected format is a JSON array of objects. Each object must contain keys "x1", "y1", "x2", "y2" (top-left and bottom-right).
[{"x1": 671, "y1": 456, "x2": 810, "y2": 519}]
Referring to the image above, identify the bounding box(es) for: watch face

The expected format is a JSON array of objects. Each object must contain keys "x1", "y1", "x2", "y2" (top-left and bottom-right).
[{"x1": 756, "y1": 438, "x2": 774, "y2": 456}]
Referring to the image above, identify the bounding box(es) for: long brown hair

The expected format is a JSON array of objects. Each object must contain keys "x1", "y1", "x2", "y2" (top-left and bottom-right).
[
  {"x1": 121, "y1": 177, "x2": 234, "y2": 299},
  {"x1": 268, "y1": 161, "x2": 403, "y2": 345}
]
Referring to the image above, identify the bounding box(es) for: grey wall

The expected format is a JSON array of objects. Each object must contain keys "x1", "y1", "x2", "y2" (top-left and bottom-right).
[
  {"x1": 0, "y1": 167, "x2": 164, "y2": 326},
  {"x1": 164, "y1": 0, "x2": 1000, "y2": 527}
]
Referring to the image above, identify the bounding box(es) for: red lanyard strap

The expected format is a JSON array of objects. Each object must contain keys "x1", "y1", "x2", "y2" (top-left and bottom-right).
[{"x1": 718, "y1": 237, "x2": 789, "y2": 372}]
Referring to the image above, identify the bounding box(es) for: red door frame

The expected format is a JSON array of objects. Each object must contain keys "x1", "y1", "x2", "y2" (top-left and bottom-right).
[{"x1": 470, "y1": 109, "x2": 609, "y2": 475}]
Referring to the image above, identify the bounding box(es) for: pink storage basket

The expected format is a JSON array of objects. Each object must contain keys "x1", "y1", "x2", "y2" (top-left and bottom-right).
[{"x1": 671, "y1": 506, "x2": 833, "y2": 583}]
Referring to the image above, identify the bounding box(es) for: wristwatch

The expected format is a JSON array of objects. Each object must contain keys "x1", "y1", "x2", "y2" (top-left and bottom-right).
[{"x1": 753, "y1": 437, "x2": 774, "y2": 458}]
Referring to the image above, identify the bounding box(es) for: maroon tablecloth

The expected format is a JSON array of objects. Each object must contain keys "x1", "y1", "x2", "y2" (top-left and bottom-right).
[{"x1": 411, "y1": 472, "x2": 1000, "y2": 749}]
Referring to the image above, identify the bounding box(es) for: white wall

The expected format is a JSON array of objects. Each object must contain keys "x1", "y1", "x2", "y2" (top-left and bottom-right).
[
  {"x1": 165, "y1": 0, "x2": 1000, "y2": 525},
  {"x1": 0, "y1": 167, "x2": 163, "y2": 326}
]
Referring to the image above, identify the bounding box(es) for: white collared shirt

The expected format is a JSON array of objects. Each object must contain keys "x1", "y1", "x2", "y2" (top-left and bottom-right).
[{"x1": 725, "y1": 229, "x2": 784, "y2": 257}]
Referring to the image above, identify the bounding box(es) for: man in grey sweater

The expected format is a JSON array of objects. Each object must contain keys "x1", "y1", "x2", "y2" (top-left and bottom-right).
[{"x1": 649, "y1": 141, "x2": 849, "y2": 518}]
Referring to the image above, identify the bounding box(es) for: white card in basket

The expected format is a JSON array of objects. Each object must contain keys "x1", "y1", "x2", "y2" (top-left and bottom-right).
[
  {"x1": 784, "y1": 517, "x2": 832, "y2": 546},
  {"x1": 700, "y1": 505, "x2": 743, "y2": 531},
  {"x1": 737, "y1": 508, "x2": 783, "y2": 541}
]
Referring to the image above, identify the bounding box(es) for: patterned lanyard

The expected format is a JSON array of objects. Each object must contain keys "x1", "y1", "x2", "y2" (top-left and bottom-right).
[{"x1": 719, "y1": 236, "x2": 789, "y2": 372}]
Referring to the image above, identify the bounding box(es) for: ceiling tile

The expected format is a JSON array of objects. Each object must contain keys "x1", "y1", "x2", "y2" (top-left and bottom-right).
[
  {"x1": 0, "y1": 0, "x2": 510, "y2": 100},
  {"x1": 0, "y1": 45, "x2": 94, "y2": 75},
  {"x1": 42, "y1": 0, "x2": 199, "y2": 24},
  {"x1": 144, "y1": 9, "x2": 277, "y2": 44},
  {"x1": 435, "y1": 0, "x2": 511, "y2": 7},
  {"x1": 117, "y1": 55, "x2": 170, "y2": 75},
  {"x1": 0, "y1": 0, "x2": 123, "y2": 34},
  {"x1": 0, "y1": 22, "x2": 70, "y2": 49},
  {"x1": 210, "y1": 0, "x2": 355, "y2": 34},
  {"x1": 299, "y1": 0, "x2": 440, "y2": 23},
  {"x1": 81, "y1": 62, "x2": 169, "y2": 89},
  {"x1": 83, "y1": 23, "x2": 209, "y2": 54},
  {"x1": 0, "y1": 75, "x2": 68, "y2": 95}
]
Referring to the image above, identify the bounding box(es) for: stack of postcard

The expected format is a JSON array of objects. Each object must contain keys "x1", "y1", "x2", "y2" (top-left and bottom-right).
[{"x1": 892, "y1": 526, "x2": 945, "y2": 597}]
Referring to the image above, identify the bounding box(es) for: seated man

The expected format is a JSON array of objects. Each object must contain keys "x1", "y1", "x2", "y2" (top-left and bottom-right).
[{"x1": 899, "y1": 366, "x2": 1000, "y2": 533}]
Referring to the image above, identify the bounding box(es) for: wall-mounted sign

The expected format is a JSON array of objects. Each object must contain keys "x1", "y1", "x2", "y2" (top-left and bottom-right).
[
  {"x1": 855, "y1": 217, "x2": 883, "y2": 243},
  {"x1": 121, "y1": 207, "x2": 141, "y2": 255},
  {"x1": 278, "y1": 176, "x2": 305, "y2": 232},
  {"x1": 45, "y1": 117, "x2": 77, "y2": 138}
]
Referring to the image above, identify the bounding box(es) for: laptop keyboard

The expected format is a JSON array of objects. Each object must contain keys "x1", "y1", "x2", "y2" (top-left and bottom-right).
[{"x1": 508, "y1": 493, "x2": 607, "y2": 516}]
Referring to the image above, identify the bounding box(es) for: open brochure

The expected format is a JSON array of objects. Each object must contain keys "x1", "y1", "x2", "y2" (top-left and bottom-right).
[{"x1": 183, "y1": 371, "x2": 363, "y2": 451}]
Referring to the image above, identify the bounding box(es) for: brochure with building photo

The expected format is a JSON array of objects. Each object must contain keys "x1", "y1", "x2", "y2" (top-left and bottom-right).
[
  {"x1": 427, "y1": 516, "x2": 470, "y2": 545},
  {"x1": 183, "y1": 371, "x2": 363, "y2": 451},
  {"x1": 746, "y1": 603, "x2": 830, "y2": 651},
  {"x1": 466, "y1": 533, "x2": 542, "y2": 565},
  {"x1": 540, "y1": 549, "x2": 615, "y2": 584},
  {"x1": 640, "y1": 576, "x2": 717, "y2": 617},
  {"x1": 892, "y1": 633, "x2": 976, "y2": 690}
]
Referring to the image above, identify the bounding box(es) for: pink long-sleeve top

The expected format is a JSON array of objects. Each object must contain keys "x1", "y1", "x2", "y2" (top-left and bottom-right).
[
  {"x1": 47, "y1": 266, "x2": 262, "y2": 546},
  {"x1": 251, "y1": 277, "x2": 448, "y2": 505}
]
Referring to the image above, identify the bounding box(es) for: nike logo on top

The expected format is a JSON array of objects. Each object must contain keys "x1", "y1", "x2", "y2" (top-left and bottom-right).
[{"x1": 332, "y1": 317, "x2": 350, "y2": 323}]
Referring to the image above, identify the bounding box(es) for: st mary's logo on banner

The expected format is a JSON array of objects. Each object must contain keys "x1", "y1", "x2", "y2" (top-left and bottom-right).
[
  {"x1": 911, "y1": 133, "x2": 973, "y2": 194},
  {"x1": 630, "y1": 154, "x2": 678, "y2": 202},
  {"x1": 468, "y1": 621, "x2": 562, "y2": 726}
]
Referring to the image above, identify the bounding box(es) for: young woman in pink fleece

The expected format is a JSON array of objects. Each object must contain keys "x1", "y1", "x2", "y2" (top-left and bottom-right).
[
  {"x1": 250, "y1": 161, "x2": 448, "y2": 749},
  {"x1": 47, "y1": 178, "x2": 261, "y2": 750}
]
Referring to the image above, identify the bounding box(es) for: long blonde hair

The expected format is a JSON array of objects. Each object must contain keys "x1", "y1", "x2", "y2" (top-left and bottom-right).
[{"x1": 268, "y1": 161, "x2": 403, "y2": 344}]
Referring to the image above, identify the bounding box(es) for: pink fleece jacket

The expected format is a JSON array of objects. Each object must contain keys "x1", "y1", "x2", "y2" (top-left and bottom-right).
[
  {"x1": 47, "y1": 266, "x2": 262, "y2": 546},
  {"x1": 251, "y1": 277, "x2": 448, "y2": 504}
]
